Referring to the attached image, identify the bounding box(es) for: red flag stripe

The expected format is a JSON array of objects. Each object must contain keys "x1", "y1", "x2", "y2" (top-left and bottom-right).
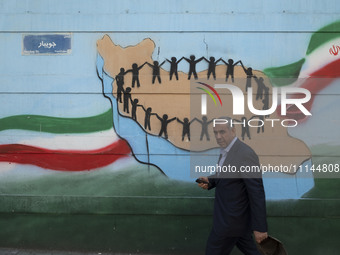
[
  {"x1": 281, "y1": 59, "x2": 340, "y2": 122},
  {"x1": 0, "y1": 139, "x2": 131, "y2": 171}
]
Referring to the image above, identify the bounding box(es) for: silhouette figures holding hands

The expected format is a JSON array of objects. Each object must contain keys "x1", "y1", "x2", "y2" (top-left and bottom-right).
[
  {"x1": 156, "y1": 114, "x2": 176, "y2": 139},
  {"x1": 177, "y1": 117, "x2": 195, "y2": 141},
  {"x1": 262, "y1": 86, "x2": 270, "y2": 117},
  {"x1": 240, "y1": 62, "x2": 254, "y2": 92},
  {"x1": 184, "y1": 55, "x2": 204, "y2": 80},
  {"x1": 146, "y1": 60, "x2": 166, "y2": 84},
  {"x1": 233, "y1": 116, "x2": 257, "y2": 140},
  {"x1": 194, "y1": 116, "x2": 213, "y2": 141},
  {"x1": 141, "y1": 107, "x2": 157, "y2": 131},
  {"x1": 126, "y1": 62, "x2": 147, "y2": 88},
  {"x1": 256, "y1": 115, "x2": 265, "y2": 134},
  {"x1": 203, "y1": 56, "x2": 222, "y2": 80},
  {"x1": 254, "y1": 76, "x2": 267, "y2": 101},
  {"x1": 123, "y1": 87, "x2": 132, "y2": 113},
  {"x1": 115, "y1": 68, "x2": 128, "y2": 103},
  {"x1": 130, "y1": 98, "x2": 143, "y2": 121},
  {"x1": 166, "y1": 57, "x2": 184, "y2": 81},
  {"x1": 222, "y1": 59, "x2": 241, "y2": 82}
]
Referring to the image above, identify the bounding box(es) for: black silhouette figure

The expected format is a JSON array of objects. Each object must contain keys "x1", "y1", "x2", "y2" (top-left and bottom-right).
[
  {"x1": 241, "y1": 62, "x2": 254, "y2": 92},
  {"x1": 194, "y1": 116, "x2": 214, "y2": 141},
  {"x1": 222, "y1": 59, "x2": 241, "y2": 82},
  {"x1": 115, "y1": 68, "x2": 128, "y2": 103},
  {"x1": 146, "y1": 60, "x2": 166, "y2": 84},
  {"x1": 130, "y1": 98, "x2": 143, "y2": 121},
  {"x1": 254, "y1": 76, "x2": 267, "y2": 101},
  {"x1": 166, "y1": 57, "x2": 184, "y2": 80},
  {"x1": 142, "y1": 106, "x2": 157, "y2": 131},
  {"x1": 177, "y1": 117, "x2": 195, "y2": 141},
  {"x1": 262, "y1": 87, "x2": 270, "y2": 117},
  {"x1": 126, "y1": 62, "x2": 146, "y2": 88},
  {"x1": 233, "y1": 116, "x2": 256, "y2": 140},
  {"x1": 123, "y1": 87, "x2": 132, "y2": 113},
  {"x1": 184, "y1": 55, "x2": 204, "y2": 80},
  {"x1": 203, "y1": 56, "x2": 222, "y2": 80},
  {"x1": 156, "y1": 114, "x2": 176, "y2": 139},
  {"x1": 256, "y1": 115, "x2": 265, "y2": 134}
]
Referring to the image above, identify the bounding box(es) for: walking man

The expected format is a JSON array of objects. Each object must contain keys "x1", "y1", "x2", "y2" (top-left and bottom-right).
[{"x1": 198, "y1": 118, "x2": 268, "y2": 255}]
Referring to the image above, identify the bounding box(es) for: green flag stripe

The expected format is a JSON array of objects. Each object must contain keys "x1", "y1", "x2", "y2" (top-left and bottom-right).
[
  {"x1": 307, "y1": 20, "x2": 340, "y2": 55},
  {"x1": 263, "y1": 58, "x2": 305, "y2": 87},
  {"x1": 0, "y1": 109, "x2": 113, "y2": 134}
]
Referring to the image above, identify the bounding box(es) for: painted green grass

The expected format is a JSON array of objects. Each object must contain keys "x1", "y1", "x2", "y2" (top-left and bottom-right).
[
  {"x1": 0, "y1": 162, "x2": 211, "y2": 197},
  {"x1": 302, "y1": 144, "x2": 340, "y2": 199}
]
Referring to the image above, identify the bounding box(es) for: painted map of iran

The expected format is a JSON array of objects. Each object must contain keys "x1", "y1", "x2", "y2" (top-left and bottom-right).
[{"x1": 97, "y1": 35, "x2": 310, "y2": 171}]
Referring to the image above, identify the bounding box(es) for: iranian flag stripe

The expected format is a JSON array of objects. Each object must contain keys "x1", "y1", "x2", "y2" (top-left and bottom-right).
[
  {"x1": 262, "y1": 21, "x2": 340, "y2": 121},
  {"x1": 0, "y1": 140, "x2": 130, "y2": 171},
  {"x1": 279, "y1": 59, "x2": 340, "y2": 122},
  {"x1": 306, "y1": 20, "x2": 340, "y2": 55},
  {"x1": 264, "y1": 21, "x2": 340, "y2": 86},
  {"x1": 2, "y1": 129, "x2": 120, "y2": 151},
  {"x1": 0, "y1": 109, "x2": 113, "y2": 134},
  {"x1": 0, "y1": 109, "x2": 131, "y2": 171}
]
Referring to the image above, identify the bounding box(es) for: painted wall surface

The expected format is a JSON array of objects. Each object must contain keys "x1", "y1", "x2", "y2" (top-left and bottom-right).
[{"x1": 0, "y1": 1, "x2": 339, "y2": 254}]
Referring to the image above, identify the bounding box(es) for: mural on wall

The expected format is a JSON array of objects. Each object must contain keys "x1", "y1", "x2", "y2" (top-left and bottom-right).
[
  {"x1": 1, "y1": 20, "x2": 340, "y2": 199},
  {"x1": 96, "y1": 34, "x2": 314, "y2": 199}
]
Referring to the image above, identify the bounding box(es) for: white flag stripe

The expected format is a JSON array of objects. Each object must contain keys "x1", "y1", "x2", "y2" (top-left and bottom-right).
[
  {"x1": 300, "y1": 38, "x2": 340, "y2": 77},
  {"x1": 0, "y1": 129, "x2": 119, "y2": 151}
]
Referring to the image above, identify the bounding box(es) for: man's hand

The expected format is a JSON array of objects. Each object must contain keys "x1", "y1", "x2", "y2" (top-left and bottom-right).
[
  {"x1": 253, "y1": 231, "x2": 268, "y2": 243},
  {"x1": 197, "y1": 176, "x2": 209, "y2": 190}
]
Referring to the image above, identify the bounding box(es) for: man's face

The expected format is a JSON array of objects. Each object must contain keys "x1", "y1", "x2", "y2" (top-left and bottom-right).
[{"x1": 213, "y1": 124, "x2": 236, "y2": 148}]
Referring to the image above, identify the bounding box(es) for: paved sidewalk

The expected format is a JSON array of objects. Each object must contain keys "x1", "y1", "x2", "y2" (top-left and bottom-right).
[{"x1": 0, "y1": 248, "x2": 152, "y2": 255}]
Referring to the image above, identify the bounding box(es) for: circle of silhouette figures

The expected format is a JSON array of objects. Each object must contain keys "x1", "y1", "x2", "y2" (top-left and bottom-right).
[
  {"x1": 222, "y1": 59, "x2": 241, "y2": 83},
  {"x1": 126, "y1": 62, "x2": 147, "y2": 88},
  {"x1": 203, "y1": 57, "x2": 222, "y2": 80},
  {"x1": 184, "y1": 55, "x2": 204, "y2": 80},
  {"x1": 177, "y1": 117, "x2": 195, "y2": 141},
  {"x1": 146, "y1": 60, "x2": 166, "y2": 84},
  {"x1": 240, "y1": 62, "x2": 254, "y2": 92},
  {"x1": 115, "y1": 68, "x2": 128, "y2": 103},
  {"x1": 123, "y1": 87, "x2": 132, "y2": 113},
  {"x1": 194, "y1": 116, "x2": 213, "y2": 141},
  {"x1": 254, "y1": 76, "x2": 267, "y2": 101},
  {"x1": 156, "y1": 114, "x2": 176, "y2": 139},
  {"x1": 166, "y1": 57, "x2": 184, "y2": 80},
  {"x1": 142, "y1": 106, "x2": 157, "y2": 131}
]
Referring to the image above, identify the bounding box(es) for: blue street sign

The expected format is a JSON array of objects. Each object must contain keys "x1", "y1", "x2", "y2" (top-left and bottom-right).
[{"x1": 23, "y1": 34, "x2": 72, "y2": 55}]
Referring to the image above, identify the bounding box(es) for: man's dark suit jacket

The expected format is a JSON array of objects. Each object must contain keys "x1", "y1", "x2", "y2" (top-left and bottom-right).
[{"x1": 208, "y1": 138, "x2": 267, "y2": 237}]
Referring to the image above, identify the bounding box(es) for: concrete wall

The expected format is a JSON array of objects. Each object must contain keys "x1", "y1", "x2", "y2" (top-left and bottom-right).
[{"x1": 0, "y1": 1, "x2": 339, "y2": 254}]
